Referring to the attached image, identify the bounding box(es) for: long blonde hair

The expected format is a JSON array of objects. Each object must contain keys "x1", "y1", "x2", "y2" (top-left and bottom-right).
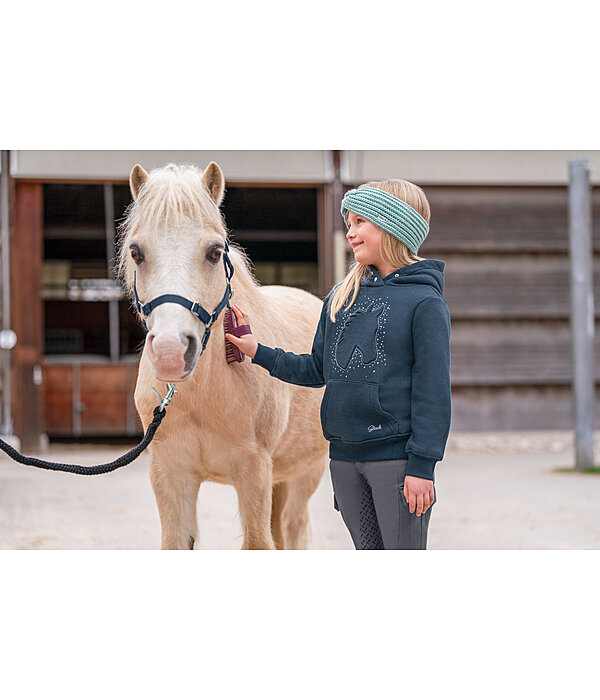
[{"x1": 328, "y1": 179, "x2": 431, "y2": 322}]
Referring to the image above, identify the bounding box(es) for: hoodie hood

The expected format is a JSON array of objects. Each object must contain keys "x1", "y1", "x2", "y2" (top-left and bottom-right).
[{"x1": 362, "y1": 259, "x2": 445, "y2": 296}]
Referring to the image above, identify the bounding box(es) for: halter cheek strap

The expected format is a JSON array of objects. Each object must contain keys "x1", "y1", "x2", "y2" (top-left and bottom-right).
[{"x1": 133, "y1": 237, "x2": 235, "y2": 354}]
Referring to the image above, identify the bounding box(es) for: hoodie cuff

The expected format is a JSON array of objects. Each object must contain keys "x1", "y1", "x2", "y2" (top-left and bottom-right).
[
  {"x1": 251, "y1": 343, "x2": 279, "y2": 374},
  {"x1": 405, "y1": 452, "x2": 437, "y2": 481}
]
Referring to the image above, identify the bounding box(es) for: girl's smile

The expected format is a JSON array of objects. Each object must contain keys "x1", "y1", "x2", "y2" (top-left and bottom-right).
[
  {"x1": 346, "y1": 210, "x2": 395, "y2": 276},
  {"x1": 346, "y1": 211, "x2": 381, "y2": 259}
]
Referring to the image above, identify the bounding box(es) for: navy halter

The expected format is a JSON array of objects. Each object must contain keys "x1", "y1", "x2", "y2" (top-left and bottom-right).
[{"x1": 133, "y1": 237, "x2": 235, "y2": 356}]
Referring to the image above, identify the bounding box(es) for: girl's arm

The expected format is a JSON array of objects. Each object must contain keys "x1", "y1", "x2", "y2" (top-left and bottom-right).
[
  {"x1": 225, "y1": 301, "x2": 328, "y2": 388},
  {"x1": 404, "y1": 296, "x2": 452, "y2": 481}
]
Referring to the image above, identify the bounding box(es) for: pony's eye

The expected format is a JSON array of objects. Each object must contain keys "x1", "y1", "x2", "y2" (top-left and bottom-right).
[
  {"x1": 130, "y1": 245, "x2": 144, "y2": 264},
  {"x1": 208, "y1": 247, "x2": 222, "y2": 262}
]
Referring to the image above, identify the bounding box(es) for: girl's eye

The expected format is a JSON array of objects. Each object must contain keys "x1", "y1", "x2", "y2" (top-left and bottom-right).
[{"x1": 130, "y1": 245, "x2": 144, "y2": 264}]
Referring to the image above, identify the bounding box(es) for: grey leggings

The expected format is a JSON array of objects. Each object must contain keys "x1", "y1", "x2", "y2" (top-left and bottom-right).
[{"x1": 329, "y1": 458, "x2": 437, "y2": 550}]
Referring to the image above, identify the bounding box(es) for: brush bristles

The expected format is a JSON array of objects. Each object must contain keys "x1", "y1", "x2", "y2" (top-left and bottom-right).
[{"x1": 223, "y1": 307, "x2": 245, "y2": 363}]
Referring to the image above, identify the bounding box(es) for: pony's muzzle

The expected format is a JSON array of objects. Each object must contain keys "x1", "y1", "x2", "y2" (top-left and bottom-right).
[{"x1": 146, "y1": 331, "x2": 197, "y2": 382}]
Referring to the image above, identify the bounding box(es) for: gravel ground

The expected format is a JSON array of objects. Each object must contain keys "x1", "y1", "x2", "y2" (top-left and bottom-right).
[{"x1": 0, "y1": 431, "x2": 599, "y2": 549}]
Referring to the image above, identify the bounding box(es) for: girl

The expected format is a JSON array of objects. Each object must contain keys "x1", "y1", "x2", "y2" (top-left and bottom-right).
[{"x1": 226, "y1": 179, "x2": 451, "y2": 550}]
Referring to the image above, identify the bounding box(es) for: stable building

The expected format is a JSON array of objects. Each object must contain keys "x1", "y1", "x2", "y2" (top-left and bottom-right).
[{"x1": 1, "y1": 150, "x2": 599, "y2": 449}]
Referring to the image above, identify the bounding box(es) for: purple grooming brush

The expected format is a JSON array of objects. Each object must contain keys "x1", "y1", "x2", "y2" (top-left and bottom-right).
[{"x1": 224, "y1": 306, "x2": 252, "y2": 363}]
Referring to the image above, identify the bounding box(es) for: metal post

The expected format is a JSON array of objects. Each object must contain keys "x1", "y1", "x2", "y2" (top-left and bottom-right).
[
  {"x1": 568, "y1": 159, "x2": 595, "y2": 470},
  {"x1": 104, "y1": 183, "x2": 120, "y2": 362},
  {"x1": 0, "y1": 150, "x2": 17, "y2": 441}
]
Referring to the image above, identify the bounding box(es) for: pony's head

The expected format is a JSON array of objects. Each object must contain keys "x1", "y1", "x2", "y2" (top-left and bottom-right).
[{"x1": 117, "y1": 161, "x2": 231, "y2": 382}]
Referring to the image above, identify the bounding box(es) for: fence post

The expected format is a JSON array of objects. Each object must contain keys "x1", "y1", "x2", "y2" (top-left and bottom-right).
[{"x1": 568, "y1": 158, "x2": 595, "y2": 470}]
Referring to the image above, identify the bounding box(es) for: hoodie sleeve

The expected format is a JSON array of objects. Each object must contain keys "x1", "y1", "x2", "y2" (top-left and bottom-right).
[
  {"x1": 250, "y1": 297, "x2": 328, "y2": 388},
  {"x1": 405, "y1": 296, "x2": 452, "y2": 481}
]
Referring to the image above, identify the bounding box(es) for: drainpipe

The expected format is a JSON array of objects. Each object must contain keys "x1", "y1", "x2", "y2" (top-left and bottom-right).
[{"x1": 0, "y1": 150, "x2": 18, "y2": 446}]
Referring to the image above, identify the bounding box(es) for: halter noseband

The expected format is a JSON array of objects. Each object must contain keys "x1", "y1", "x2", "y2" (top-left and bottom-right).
[{"x1": 133, "y1": 237, "x2": 235, "y2": 356}]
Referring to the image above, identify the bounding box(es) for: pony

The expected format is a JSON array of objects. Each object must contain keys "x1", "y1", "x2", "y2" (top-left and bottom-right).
[{"x1": 116, "y1": 161, "x2": 328, "y2": 549}]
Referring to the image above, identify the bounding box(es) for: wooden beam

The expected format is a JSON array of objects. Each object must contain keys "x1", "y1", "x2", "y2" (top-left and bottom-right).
[{"x1": 11, "y1": 182, "x2": 44, "y2": 450}]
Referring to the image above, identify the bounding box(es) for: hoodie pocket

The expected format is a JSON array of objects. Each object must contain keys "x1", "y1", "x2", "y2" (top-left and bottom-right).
[{"x1": 320, "y1": 379, "x2": 404, "y2": 443}]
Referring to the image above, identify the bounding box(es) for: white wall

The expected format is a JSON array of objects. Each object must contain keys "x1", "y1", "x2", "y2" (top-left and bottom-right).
[
  {"x1": 10, "y1": 150, "x2": 334, "y2": 183},
  {"x1": 341, "y1": 150, "x2": 600, "y2": 185},
  {"x1": 8, "y1": 150, "x2": 600, "y2": 185}
]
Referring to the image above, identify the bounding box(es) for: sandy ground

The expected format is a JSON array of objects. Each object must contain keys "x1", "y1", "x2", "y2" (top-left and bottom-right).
[{"x1": 1, "y1": 430, "x2": 599, "y2": 549}]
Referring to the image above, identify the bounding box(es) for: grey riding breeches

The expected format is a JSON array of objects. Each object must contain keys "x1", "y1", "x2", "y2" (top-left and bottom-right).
[{"x1": 329, "y1": 458, "x2": 437, "y2": 550}]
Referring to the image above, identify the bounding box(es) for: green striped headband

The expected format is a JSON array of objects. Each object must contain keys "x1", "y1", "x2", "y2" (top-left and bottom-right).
[{"x1": 341, "y1": 186, "x2": 429, "y2": 254}]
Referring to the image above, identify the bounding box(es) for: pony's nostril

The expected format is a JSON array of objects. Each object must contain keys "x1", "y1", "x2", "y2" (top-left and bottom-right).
[{"x1": 183, "y1": 335, "x2": 197, "y2": 370}]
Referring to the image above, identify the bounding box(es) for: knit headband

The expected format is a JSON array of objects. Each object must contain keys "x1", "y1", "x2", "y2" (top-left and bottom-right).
[{"x1": 341, "y1": 186, "x2": 430, "y2": 255}]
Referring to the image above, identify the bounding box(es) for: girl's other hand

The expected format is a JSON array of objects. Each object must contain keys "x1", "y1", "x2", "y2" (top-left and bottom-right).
[
  {"x1": 404, "y1": 475, "x2": 435, "y2": 516},
  {"x1": 225, "y1": 304, "x2": 259, "y2": 359}
]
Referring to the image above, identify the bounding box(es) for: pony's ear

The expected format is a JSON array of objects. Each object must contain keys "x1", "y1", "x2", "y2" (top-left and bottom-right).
[
  {"x1": 129, "y1": 164, "x2": 149, "y2": 200},
  {"x1": 202, "y1": 161, "x2": 225, "y2": 206}
]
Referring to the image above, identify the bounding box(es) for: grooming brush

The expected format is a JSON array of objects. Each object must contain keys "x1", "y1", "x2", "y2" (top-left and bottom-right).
[{"x1": 224, "y1": 306, "x2": 253, "y2": 363}]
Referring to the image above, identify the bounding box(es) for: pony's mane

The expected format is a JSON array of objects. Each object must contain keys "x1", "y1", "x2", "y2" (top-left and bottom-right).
[{"x1": 115, "y1": 163, "x2": 262, "y2": 297}]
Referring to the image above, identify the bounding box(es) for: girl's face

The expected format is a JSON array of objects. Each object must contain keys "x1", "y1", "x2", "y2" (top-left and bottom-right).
[{"x1": 346, "y1": 210, "x2": 384, "y2": 268}]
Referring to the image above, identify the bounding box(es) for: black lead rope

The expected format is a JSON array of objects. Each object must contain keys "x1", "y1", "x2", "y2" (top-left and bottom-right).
[{"x1": 0, "y1": 405, "x2": 166, "y2": 476}]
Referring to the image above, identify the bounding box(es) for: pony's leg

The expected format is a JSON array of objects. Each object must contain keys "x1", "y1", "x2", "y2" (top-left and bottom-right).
[
  {"x1": 270, "y1": 481, "x2": 288, "y2": 550},
  {"x1": 234, "y1": 454, "x2": 276, "y2": 550},
  {"x1": 282, "y1": 463, "x2": 324, "y2": 550},
  {"x1": 150, "y1": 459, "x2": 202, "y2": 550}
]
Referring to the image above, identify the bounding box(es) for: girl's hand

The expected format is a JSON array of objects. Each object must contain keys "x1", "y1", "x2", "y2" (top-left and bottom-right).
[
  {"x1": 225, "y1": 304, "x2": 259, "y2": 359},
  {"x1": 404, "y1": 475, "x2": 435, "y2": 516}
]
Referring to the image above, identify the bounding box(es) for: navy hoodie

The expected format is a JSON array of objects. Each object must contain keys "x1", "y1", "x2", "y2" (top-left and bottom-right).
[{"x1": 251, "y1": 259, "x2": 451, "y2": 481}]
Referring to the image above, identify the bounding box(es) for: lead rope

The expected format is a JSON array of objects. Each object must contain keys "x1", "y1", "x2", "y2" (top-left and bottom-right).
[{"x1": 0, "y1": 384, "x2": 177, "y2": 475}]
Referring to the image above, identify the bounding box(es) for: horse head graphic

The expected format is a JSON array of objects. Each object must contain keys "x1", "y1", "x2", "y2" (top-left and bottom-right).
[{"x1": 335, "y1": 301, "x2": 385, "y2": 369}]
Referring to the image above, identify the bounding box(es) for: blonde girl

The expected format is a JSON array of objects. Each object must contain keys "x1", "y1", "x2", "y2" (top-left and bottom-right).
[{"x1": 226, "y1": 180, "x2": 451, "y2": 550}]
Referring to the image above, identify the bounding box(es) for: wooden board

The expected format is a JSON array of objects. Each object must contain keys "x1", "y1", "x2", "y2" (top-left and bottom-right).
[
  {"x1": 450, "y1": 385, "x2": 598, "y2": 430},
  {"x1": 450, "y1": 319, "x2": 600, "y2": 386},
  {"x1": 424, "y1": 253, "x2": 600, "y2": 320},
  {"x1": 420, "y1": 186, "x2": 600, "y2": 252},
  {"x1": 42, "y1": 362, "x2": 142, "y2": 437}
]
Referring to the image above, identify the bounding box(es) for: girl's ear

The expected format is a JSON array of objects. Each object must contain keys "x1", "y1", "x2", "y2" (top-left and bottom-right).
[
  {"x1": 202, "y1": 161, "x2": 225, "y2": 206},
  {"x1": 130, "y1": 164, "x2": 149, "y2": 200}
]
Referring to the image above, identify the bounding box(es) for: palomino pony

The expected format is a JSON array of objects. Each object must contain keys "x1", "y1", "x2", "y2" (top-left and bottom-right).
[{"x1": 116, "y1": 162, "x2": 328, "y2": 549}]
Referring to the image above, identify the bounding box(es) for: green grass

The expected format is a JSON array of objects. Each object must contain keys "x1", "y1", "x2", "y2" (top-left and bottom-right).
[{"x1": 553, "y1": 465, "x2": 600, "y2": 475}]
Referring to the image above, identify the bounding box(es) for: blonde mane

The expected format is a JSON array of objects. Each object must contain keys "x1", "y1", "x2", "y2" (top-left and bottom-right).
[{"x1": 115, "y1": 163, "x2": 262, "y2": 300}]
